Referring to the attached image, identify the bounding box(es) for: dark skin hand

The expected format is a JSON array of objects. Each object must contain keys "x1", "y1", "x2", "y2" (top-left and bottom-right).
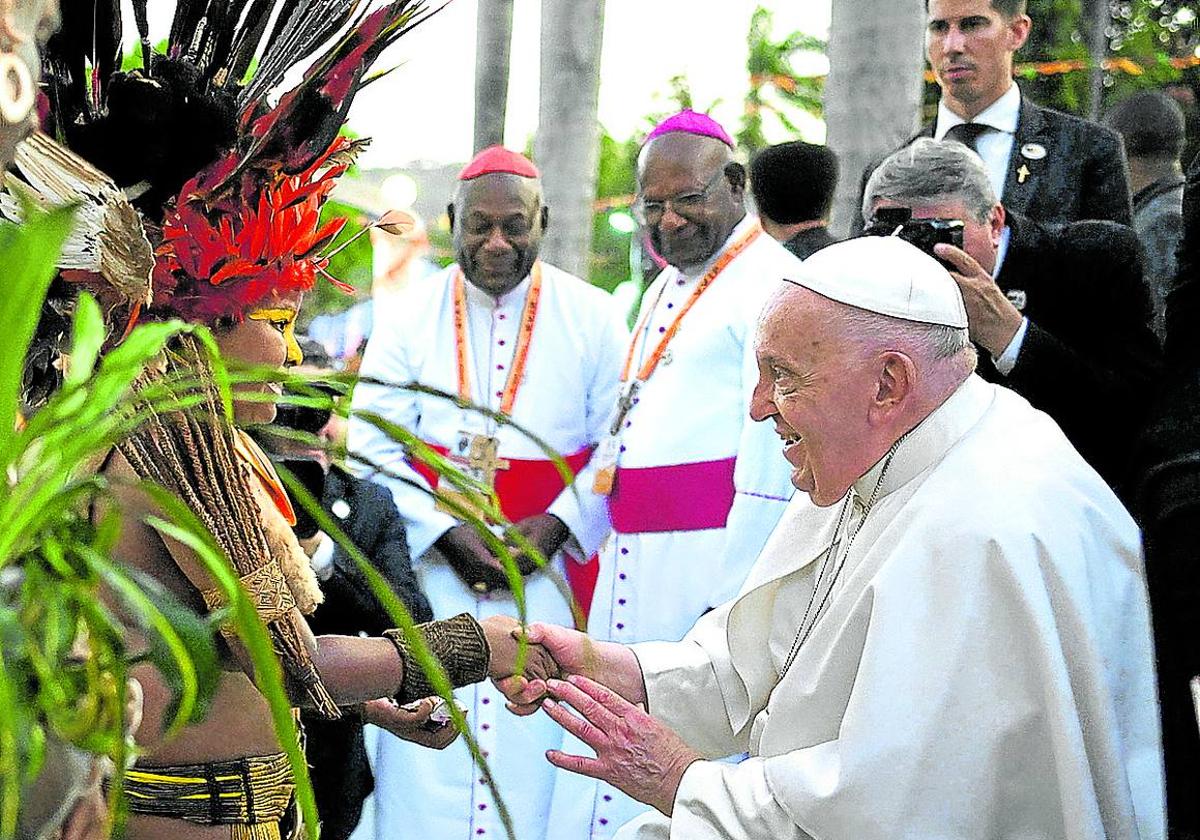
[
  {"x1": 437, "y1": 515, "x2": 570, "y2": 591},
  {"x1": 437, "y1": 523, "x2": 512, "y2": 591}
]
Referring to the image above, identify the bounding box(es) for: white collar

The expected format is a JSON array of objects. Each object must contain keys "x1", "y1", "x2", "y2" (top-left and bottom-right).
[
  {"x1": 460, "y1": 269, "x2": 532, "y2": 310},
  {"x1": 678, "y1": 213, "x2": 756, "y2": 281},
  {"x1": 850, "y1": 375, "x2": 994, "y2": 505},
  {"x1": 935, "y1": 82, "x2": 1021, "y2": 138},
  {"x1": 993, "y1": 225, "x2": 1012, "y2": 279}
]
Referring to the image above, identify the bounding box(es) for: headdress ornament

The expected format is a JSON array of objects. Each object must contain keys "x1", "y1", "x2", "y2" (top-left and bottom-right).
[
  {"x1": 458, "y1": 145, "x2": 540, "y2": 180},
  {"x1": 644, "y1": 109, "x2": 735, "y2": 149},
  {"x1": 784, "y1": 237, "x2": 969, "y2": 329},
  {"x1": 34, "y1": 0, "x2": 436, "y2": 324}
]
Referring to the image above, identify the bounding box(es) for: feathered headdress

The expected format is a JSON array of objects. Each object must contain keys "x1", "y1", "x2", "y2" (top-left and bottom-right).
[
  {"x1": 11, "y1": 0, "x2": 437, "y2": 717},
  {"x1": 38, "y1": 0, "x2": 435, "y2": 323}
]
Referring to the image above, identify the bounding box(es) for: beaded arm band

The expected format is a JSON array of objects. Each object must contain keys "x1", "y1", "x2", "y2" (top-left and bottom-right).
[{"x1": 383, "y1": 613, "x2": 491, "y2": 704}]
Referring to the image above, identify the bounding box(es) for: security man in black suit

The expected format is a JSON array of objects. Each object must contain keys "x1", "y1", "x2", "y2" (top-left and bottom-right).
[
  {"x1": 259, "y1": 340, "x2": 437, "y2": 840},
  {"x1": 858, "y1": 0, "x2": 1132, "y2": 231},
  {"x1": 863, "y1": 138, "x2": 1161, "y2": 500}
]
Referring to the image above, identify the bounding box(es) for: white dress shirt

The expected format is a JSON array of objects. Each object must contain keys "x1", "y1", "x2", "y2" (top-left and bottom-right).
[{"x1": 935, "y1": 82, "x2": 1022, "y2": 201}]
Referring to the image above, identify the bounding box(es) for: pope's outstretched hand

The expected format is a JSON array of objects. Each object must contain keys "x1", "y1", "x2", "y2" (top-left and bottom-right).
[{"x1": 542, "y1": 675, "x2": 702, "y2": 815}]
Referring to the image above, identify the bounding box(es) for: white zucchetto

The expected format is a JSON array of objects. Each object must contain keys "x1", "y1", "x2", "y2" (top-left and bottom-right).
[{"x1": 784, "y1": 236, "x2": 969, "y2": 329}]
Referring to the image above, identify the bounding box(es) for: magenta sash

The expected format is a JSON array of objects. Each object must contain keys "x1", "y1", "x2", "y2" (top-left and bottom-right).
[{"x1": 609, "y1": 457, "x2": 737, "y2": 534}]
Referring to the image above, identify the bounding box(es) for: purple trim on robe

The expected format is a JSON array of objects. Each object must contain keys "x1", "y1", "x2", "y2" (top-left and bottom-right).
[{"x1": 609, "y1": 458, "x2": 737, "y2": 533}]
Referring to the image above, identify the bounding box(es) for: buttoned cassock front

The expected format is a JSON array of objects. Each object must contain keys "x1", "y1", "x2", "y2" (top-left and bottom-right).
[
  {"x1": 348, "y1": 262, "x2": 628, "y2": 840},
  {"x1": 551, "y1": 217, "x2": 802, "y2": 838},
  {"x1": 617, "y1": 377, "x2": 1165, "y2": 839}
]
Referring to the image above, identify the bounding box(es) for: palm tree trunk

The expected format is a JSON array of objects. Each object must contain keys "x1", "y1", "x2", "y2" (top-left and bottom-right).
[
  {"x1": 474, "y1": 0, "x2": 515, "y2": 152},
  {"x1": 824, "y1": 0, "x2": 926, "y2": 237},
  {"x1": 533, "y1": 0, "x2": 606, "y2": 280},
  {"x1": 1084, "y1": 0, "x2": 1109, "y2": 121}
]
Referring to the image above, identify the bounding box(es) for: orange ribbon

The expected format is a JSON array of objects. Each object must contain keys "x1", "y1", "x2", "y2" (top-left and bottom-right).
[
  {"x1": 621, "y1": 224, "x2": 762, "y2": 384},
  {"x1": 452, "y1": 262, "x2": 543, "y2": 416}
]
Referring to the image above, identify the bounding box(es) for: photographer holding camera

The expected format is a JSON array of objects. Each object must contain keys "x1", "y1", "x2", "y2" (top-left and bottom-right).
[{"x1": 863, "y1": 138, "x2": 1162, "y2": 499}]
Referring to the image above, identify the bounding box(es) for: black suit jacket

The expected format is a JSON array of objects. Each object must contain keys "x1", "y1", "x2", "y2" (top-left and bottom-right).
[
  {"x1": 982, "y1": 212, "x2": 1161, "y2": 497},
  {"x1": 1134, "y1": 148, "x2": 1200, "y2": 838},
  {"x1": 857, "y1": 89, "x2": 1133, "y2": 231},
  {"x1": 302, "y1": 466, "x2": 433, "y2": 840},
  {"x1": 917, "y1": 95, "x2": 1132, "y2": 225},
  {"x1": 782, "y1": 225, "x2": 838, "y2": 260},
  {"x1": 1164, "y1": 150, "x2": 1200, "y2": 368}
]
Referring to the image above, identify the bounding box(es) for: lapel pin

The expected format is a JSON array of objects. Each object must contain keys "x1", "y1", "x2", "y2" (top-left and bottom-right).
[
  {"x1": 332, "y1": 498, "x2": 351, "y2": 519},
  {"x1": 1020, "y1": 143, "x2": 1046, "y2": 161},
  {"x1": 1017, "y1": 164, "x2": 1031, "y2": 184},
  {"x1": 1006, "y1": 289, "x2": 1028, "y2": 311}
]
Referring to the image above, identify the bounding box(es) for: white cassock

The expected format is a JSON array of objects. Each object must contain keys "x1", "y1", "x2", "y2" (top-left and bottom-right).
[
  {"x1": 347, "y1": 261, "x2": 628, "y2": 840},
  {"x1": 549, "y1": 216, "x2": 803, "y2": 838},
  {"x1": 618, "y1": 376, "x2": 1165, "y2": 839}
]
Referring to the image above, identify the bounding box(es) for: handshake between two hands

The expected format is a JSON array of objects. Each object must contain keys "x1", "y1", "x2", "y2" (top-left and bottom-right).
[
  {"x1": 369, "y1": 615, "x2": 702, "y2": 815},
  {"x1": 482, "y1": 615, "x2": 704, "y2": 816}
]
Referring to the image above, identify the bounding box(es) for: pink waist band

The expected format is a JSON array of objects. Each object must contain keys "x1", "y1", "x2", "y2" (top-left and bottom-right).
[{"x1": 609, "y1": 457, "x2": 737, "y2": 534}]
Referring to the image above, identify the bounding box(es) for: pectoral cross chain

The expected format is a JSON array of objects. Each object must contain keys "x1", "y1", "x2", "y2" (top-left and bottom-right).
[{"x1": 610, "y1": 383, "x2": 640, "y2": 436}]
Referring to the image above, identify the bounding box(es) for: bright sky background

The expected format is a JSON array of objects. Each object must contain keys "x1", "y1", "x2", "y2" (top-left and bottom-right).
[
  {"x1": 353, "y1": 0, "x2": 833, "y2": 167},
  {"x1": 134, "y1": 1, "x2": 833, "y2": 168}
]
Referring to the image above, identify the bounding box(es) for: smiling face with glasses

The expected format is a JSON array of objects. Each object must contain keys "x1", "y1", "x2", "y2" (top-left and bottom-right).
[{"x1": 636, "y1": 134, "x2": 747, "y2": 271}]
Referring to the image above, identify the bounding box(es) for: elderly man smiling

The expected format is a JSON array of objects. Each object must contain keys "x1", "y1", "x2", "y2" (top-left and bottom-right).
[{"x1": 497, "y1": 236, "x2": 1165, "y2": 839}]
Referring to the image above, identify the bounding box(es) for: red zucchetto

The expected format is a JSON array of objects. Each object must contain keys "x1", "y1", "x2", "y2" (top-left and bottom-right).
[{"x1": 458, "y1": 145, "x2": 541, "y2": 181}]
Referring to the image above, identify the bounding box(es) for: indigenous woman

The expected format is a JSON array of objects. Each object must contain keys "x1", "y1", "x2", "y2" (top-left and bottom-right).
[{"x1": 14, "y1": 2, "x2": 553, "y2": 837}]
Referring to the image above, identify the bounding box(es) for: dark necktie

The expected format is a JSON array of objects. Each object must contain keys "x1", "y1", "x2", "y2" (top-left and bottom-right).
[{"x1": 943, "y1": 122, "x2": 993, "y2": 152}]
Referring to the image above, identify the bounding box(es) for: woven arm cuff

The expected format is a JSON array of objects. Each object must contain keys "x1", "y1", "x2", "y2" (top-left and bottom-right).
[{"x1": 383, "y1": 613, "x2": 491, "y2": 703}]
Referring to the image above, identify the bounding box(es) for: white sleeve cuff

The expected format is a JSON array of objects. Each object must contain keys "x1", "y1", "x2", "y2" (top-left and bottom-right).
[
  {"x1": 309, "y1": 532, "x2": 336, "y2": 581},
  {"x1": 992, "y1": 317, "x2": 1029, "y2": 376}
]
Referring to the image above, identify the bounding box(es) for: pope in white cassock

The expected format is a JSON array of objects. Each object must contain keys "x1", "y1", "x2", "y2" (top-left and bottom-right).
[
  {"x1": 348, "y1": 146, "x2": 628, "y2": 840},
  {"x1": 551, "y1": 108, "x2": 805, "y2": 839},
  {"x1": 499, "y1": 236, "x2": 1166, "y2": 839}
]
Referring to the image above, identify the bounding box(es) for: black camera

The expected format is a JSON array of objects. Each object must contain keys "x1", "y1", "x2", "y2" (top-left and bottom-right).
[{"x1": 862, "y1": 208, "x2": 965, "y2": 271}]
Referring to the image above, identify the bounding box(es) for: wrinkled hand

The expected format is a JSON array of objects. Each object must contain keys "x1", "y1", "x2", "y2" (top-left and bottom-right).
[
  {"x1": 362, "y1": 697, "x2": 460, "y2": 750},
  {"x1": 437, "y1": 524, "x2": 511, "y2": 592},
  {"x1": 542, "y1": 676, "x2": 702, "y2": 816},
  {"x1": 481, "y1": 614, "x2": 560, "y2": 683},
  {"x1": 493, "y1": 622, "x2": 593, "y2": 714},
  {"x1": 933, "y1": 243, "x2": 1023, "y2": 357},
  {"x1": 505, "y1": 514, "x2": 570, "y2": 575}
]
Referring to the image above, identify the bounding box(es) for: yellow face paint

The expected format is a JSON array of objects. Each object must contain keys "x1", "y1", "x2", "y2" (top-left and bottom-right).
[{"x1": 247, "y1": 307, "x2": 302, "y2": 366}]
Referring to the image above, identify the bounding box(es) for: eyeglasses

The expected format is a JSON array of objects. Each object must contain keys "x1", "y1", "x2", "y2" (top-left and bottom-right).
[{"x1": 633, "y1": 168, "x2": 727, "y2": 225}]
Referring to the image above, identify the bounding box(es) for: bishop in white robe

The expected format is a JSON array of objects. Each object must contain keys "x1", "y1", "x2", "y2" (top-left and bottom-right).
[
  {"x1": 348, "y1": 148, "x2": 627, "y2": 840},
  {"x1": 501, "y1": 237, "x2": 1165, "y2": 840},
  {"x1": 552, "y1": 108, "x2": 802, "y2": 840}
]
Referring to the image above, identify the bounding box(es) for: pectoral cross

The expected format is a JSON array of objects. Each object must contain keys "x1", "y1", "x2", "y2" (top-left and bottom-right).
[
  {"x1": 466, "y1": 434, "x2": 510, "y2": 489},
  {"x1": 435, "y1": 434, "x2": 510, "y2": 519},
  {"x1": 1017, "y1": 164, "x2": 1031, "y2": 185}
]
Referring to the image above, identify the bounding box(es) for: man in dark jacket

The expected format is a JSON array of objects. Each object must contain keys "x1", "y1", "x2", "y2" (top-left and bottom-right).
[
  {"x1": 857, "y1": 0, "x2": 1131, "y2": 233},
  {"x1": 863, "y1": 138, "x2": 1161, "y2": 499},
  {"x1": 1133, "y1": 148, "x2": 1200, "y2": 840},
  {"x1": 749, "y1": 141, "x2": 839, "y2": 259},
  {"x1": 1105, "y1": 90, "x2": 1188, "y2": 343},
  {"x1": 260, "y1": 340, "x2": 434, "y2": 840}
]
